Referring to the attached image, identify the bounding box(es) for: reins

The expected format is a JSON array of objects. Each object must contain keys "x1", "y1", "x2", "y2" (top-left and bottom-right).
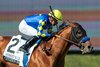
[
  {"x1": 55, "y1": 35, "x2": 81, "y2": 48},
  {"x1": 55, "y1": 21, "x2": 81, "y2": 48},
  {"x1": 44, "y1": 24, "x2": 80, "y2": 50},
  {"x1": 55, "y1": 20, "x2": 82, "y2": 48}
]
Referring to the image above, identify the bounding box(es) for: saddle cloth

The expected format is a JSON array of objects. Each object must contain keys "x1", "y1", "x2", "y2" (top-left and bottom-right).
[
  {"x1": 3, "y1": 35, "x2": 42, "y2": 67},
  {"x1": 3, "y1": 35, "x2": 27, "y2": 66}
]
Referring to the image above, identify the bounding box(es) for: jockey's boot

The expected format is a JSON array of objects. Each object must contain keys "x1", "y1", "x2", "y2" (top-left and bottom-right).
[{"x1": 19, "y1": 36, "x2": 39, "y2": 55}]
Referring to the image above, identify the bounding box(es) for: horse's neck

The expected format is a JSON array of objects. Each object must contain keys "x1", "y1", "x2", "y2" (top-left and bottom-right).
[
  {"x1": 29, "y1": 27, "x2": 72, "y2": 67},
  {"x1": 51, "y1": 26, "x2": 72, "y2": 59}
]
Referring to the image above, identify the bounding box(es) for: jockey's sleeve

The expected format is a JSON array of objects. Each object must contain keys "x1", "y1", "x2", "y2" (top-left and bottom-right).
[{"x1": 37, "y1": 21, "x2": 51, "y2": 37}]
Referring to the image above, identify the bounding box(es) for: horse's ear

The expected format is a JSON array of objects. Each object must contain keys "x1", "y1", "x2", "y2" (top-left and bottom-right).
[
  {"x1": 66, "y1": 19, "x2": 71, "y2": 24},
  {"x1": 70, "y1": 22, "x2": 76, "y2": 27},
  {"x1": 64, "y1": 19, "x2": 77, "y2": 27},
  {"x1": 69, "y1": 22, "x2": 77, "y2": 27}
]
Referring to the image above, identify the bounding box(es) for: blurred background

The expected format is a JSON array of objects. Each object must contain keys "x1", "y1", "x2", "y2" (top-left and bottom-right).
[{"x1": 0, "y1": 0, "x2": 100, "y2": 67}]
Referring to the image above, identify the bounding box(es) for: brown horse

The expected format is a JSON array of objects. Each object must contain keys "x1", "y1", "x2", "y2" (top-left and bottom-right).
[{"x1": 0, "y1": 22, "x2": 93, "y2": 67}]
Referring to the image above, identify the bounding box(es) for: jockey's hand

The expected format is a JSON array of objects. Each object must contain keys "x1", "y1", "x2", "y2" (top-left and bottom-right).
[
  {"x1": 41, "y1": 32, "x2": 56, "y2": 41},
  {"x1": 51, "y1": 32, "x2": 56, "y2": 37}
]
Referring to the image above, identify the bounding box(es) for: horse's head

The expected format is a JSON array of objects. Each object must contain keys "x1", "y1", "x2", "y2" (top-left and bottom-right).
[
  {"x1": 69, "y1": 22, "x2": 93, "y2": 54},
  {"x1": 59, "y1": 22, "x2": 93, "y2": 54}
]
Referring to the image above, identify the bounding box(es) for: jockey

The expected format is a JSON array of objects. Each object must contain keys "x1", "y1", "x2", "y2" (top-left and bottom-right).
[{"x1": 19, "y1": 9, "x2": 63, "y2": 55}]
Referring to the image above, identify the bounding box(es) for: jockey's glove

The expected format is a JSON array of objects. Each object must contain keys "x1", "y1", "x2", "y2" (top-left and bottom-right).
[{"x1": 51, "y1": 32, "x2": 56, "y2": 37}]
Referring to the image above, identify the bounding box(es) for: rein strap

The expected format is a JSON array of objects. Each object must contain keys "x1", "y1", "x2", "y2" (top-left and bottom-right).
[{"x1": 55, "y1": 35, "x2": 80, "y2": 47}]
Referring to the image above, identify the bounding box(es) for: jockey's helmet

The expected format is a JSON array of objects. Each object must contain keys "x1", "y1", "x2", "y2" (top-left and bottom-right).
[{"x1": 48, "y1": 9, "x2": 63, "y2": 21}]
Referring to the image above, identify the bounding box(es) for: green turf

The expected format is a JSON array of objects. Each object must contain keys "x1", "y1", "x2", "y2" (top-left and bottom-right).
[{"x1": 65, "y1": 54, "x2": 100, "y2": 67}]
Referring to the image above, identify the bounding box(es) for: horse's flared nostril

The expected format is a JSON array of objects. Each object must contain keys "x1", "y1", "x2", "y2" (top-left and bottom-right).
[{"x1": 88, "y1": 46, "x2": 91, "y2": 48}]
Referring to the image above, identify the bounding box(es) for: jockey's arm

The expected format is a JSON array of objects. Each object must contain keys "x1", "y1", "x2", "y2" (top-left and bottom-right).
[{"x1": 37, "y1": 21, "x2": 51, "y2": 38}]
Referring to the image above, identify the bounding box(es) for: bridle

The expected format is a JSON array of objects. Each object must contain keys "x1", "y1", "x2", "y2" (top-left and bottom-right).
[{"x1": 54, "y1": 23, "x2": 90, "y2": 48}]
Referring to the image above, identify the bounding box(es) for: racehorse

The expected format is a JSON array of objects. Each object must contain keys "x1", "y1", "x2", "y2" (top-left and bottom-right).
[{"x1": 0, "y1": 22, "x2": 93, "y2": 67}]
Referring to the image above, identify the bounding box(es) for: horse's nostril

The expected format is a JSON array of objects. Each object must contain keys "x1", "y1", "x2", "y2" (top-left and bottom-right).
[
  {"x1": 88, "y1": 46, "x2": 93, "y2": 52},
  {"x1": 88, "y1": 46, "x2": 91, "y2": 48}
]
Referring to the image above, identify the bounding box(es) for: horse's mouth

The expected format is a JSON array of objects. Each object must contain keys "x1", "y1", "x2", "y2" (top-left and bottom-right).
[{"x1": 81, "y1": 45, "x2": 93, "y2": 54}]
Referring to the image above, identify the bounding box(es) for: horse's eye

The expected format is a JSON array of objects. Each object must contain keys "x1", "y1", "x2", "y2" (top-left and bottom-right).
[{"x1": 76, "y1": 30, "x2": 82, "y2": 37}]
